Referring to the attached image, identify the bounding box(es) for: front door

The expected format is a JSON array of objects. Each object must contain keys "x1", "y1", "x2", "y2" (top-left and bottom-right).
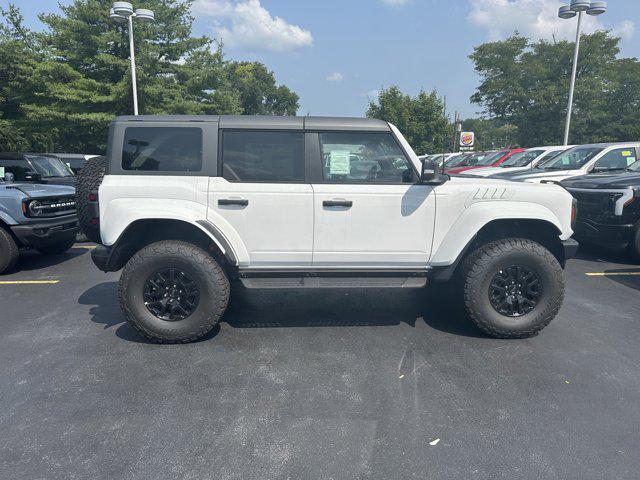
[
  {"x1": 311, "y1": 131, "x2": 435, "y2": 268},
  {"x1": 208, "y1": 130, "x2": 313, "y2": 268}
]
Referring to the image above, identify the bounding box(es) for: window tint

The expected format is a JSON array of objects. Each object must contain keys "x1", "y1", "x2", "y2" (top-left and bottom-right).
[
  {"x1": 122, "y1": 127, "x2": 203, "y2": 172},
  {"x1": 543, "y1": 147, "x2": 603, "y2": 170},
  {"x1": 221, "y1": 131, "x2": 304, "y2": 182},
  {"x1": 0, "y1": 158, "x2": 32, "y2": 181},
  {"x1": 594, "y1": 148, "x2": 637, "y2": 171},
  {"x1": 320, "y1": 132, "x2": 416, "y2": 183}
]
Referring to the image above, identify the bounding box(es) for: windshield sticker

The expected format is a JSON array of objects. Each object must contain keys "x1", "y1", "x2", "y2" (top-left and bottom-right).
[
  {"x1": 329, "y1": 150, "x2": 351, "y2": 175},
  {"x1": 0, "y1": 166, "x2": 4, "y2": 177},
  {"x1": 622, "y1": 150, "x2": 633, "y2": 157}
]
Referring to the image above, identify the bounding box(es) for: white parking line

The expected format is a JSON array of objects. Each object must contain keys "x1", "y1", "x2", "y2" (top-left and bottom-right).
[{"x1": 0, "y1": 280, "x2": 60, "y2": 285}]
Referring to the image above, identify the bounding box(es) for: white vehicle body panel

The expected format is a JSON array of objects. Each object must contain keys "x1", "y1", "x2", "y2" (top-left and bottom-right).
[
  {"x1": 428, "y1": 177, "x2": 574, "y2": 265},
  {"x1": 207, "y1": 178, "x2": 313, "y2": 267},
  {"x1": 312, "y1": 183, "x2": 435, "y2": 267}
]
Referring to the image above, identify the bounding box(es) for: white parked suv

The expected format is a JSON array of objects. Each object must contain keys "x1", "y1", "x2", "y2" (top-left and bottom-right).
[
  {"x1": 81, "y1": 116, "x2": 578, "y2": 343},
  {"x1": 492, "y1": 142, "x2": 640, "y2": 184}
]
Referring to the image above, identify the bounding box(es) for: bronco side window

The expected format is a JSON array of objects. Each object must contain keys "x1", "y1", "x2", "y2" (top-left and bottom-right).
[
  {"x1": 122, "y1": 127, "x2": 203, "y2": 172},
  {"x1": 221, "y1": 131, "x2": 304, "y2": 183},
  {"x1": 319, "y1": 132, "x2": 416, "y2": 184}
]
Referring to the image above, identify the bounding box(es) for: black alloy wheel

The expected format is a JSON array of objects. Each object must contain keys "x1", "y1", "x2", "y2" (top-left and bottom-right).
[
  {"x1": 143, "y1": 268, "x2": 200, "y2": 321},
  {"x1": 488, "y1": 265, "x2": 541, "y2": 317}
]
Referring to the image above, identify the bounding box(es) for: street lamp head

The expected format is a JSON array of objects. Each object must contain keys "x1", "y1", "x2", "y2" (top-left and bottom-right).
[
  {"x1": 570, "y1": 0, "x2": 591, "y2": 12},
  {"x1": 112, "y1": 1, "x2": 134, "y2": 17},
  {"x1": 135, "y1": 8, "x2": 155, "y2": 23},
  {"x1": 587, "y1": 1, "x2": 607, "y2": 15},
  {"x1": 558, "y1": 5, "x2": 577, "y2": 19},
  {"x1": 109, "y1": 8, "x2": 127, "y2": 23}
]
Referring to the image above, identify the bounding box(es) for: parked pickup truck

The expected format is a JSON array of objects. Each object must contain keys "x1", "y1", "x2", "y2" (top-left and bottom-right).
[
  {"x1": 79, "y1": 115, "x2": 578, "y2": 343},
  {"x1": 0, "y1": 173, "x2": 78, "y2": 274},
  {"x1": 562, "y1": 160, "x2": 640, "y2": 258}
]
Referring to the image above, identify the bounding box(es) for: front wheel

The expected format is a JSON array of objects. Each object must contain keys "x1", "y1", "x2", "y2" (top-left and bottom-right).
[
  {"x1": 118, "y1": 240, "x2": 230, "y2": 343},
  {"x1": 462, "y1": 238, "x2": 564, "y2": 339}
]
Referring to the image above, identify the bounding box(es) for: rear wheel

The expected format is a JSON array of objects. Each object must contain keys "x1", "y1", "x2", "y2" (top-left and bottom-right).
[
  {"x1": 118, "y1": 240, "x2": 230, "y2": 343},
  {"x1": 76, "y1": 156, "x2": 106, "y2": 243},
  {"x1": 462, "y1": 238, "x2": 564, "y2": 338},
  {"x1": 0, "y1": 228, "x2": 19, "y2": 274}
]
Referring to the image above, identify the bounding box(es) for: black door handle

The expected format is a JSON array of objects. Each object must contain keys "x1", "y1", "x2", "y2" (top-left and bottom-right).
[
  {"x1": 323, "y1": 200, "x2": 353, "y2": 208},
  {"x1": 219, "y1": 198, "x2": 248, "y2": 207}
]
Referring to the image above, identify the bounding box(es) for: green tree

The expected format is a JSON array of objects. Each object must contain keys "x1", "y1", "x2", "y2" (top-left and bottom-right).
[
  {"x1": 366, "y1": 86, "x2": 450, "y2": 155},
  {"x1": 0, "y1": 1, "x2": 299, "y2": 153},
  {"x1": 470, "y1": 31, "x2": 640, "y2": 147}
]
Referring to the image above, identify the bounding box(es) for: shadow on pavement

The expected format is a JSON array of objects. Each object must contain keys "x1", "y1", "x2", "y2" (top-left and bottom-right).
[
  {"x1": 575, "y1": 243, "x2": 638, "y2": 266},
  {"x1": 78, "y1": 280, "x2": 486, "y2": 343},
  {"x1": 15, "y1": 246, "x2": 88, "y2": 272},
  {"x1": 602, "y1": 268, "x2": 640, "y2": 291}
]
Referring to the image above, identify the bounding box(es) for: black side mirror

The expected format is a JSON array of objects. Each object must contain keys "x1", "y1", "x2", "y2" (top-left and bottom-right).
[{"x1": 421, "y1": 159, "x2": 448, "y2": 185}]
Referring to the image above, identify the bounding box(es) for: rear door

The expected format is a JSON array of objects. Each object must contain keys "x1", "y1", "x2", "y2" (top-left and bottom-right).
[
  {"x1": 310, "y1": 130, "x2": 435, "y2": 268},
  {"x1": 208, "y1": 127, "x2": 313, "y2": 268}
]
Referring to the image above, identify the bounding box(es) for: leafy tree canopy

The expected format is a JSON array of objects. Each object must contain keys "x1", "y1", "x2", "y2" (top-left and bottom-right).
[
  {"x1": 470, "y1": 31, "x2": 640, "y2": 147},
  {"x1": 0, "y1": 1, "x2": 299, "y2": 153},
  {"x1": 366, "y1": 86, "x2": 451, "y2": 155}
]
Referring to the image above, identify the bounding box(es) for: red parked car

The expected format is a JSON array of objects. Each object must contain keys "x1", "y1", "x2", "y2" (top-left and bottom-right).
[{"x1": 445, "y1": 148, "x2": 526, "y2": 175}]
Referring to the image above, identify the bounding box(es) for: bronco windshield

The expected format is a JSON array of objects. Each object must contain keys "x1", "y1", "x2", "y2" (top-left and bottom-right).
[
  {"x1": 541, "y1": 147, "x2": 604, "y2": 171},
  {"x1": 27, "y1": 155, "x2": 75, "y2": 177}
]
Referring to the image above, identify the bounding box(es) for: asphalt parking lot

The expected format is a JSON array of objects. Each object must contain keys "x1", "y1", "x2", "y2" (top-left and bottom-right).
[{"x1": 1, "y1": 244, "x2": 639, "y2": 480}]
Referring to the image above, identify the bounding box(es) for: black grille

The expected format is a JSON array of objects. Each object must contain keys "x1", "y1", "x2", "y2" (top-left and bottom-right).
[
  {"x1": 24, "y1": 196, "x2": 76, "y2": 218},
  {"x1": 569, "y1": 190, "x2": 622, "y2": 221}
]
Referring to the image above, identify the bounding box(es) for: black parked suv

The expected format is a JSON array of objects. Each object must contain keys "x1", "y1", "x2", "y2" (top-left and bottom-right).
[
  {"x1": 561, "y1": 158, "x2": 640, "y2": 258},
  {"x1": 0, "y1": 153, "x2": 76, "y2": 186}
]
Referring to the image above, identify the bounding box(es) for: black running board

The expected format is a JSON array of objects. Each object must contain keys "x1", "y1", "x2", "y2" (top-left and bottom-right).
[{"x1": 237, "y1": 269, "x2": 428, "y2": 289}]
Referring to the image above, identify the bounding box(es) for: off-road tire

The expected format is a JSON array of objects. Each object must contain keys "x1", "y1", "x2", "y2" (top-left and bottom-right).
[
  {"x1": 0, "y1": 228, "x2": 19, "y2": 274},
  {"x1": 118, "y1": 240, "x2": 230, "y2": 344},
  {"x1": 76, "y1": 156, "x2": 107, "y2": 243},
  {"x1": 37, "y1": 237, "x2": 76, "y2": 255},
  {"x1": 462, "y1": 238, "x2": 564, "y2": 339}
]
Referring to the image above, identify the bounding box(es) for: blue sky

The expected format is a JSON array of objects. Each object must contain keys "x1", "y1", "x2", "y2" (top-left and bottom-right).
[{"x1": 4, "y1": 0, "x2": 639, "y2": 119}]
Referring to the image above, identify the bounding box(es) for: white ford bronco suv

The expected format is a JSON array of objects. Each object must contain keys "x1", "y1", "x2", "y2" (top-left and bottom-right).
[{"x1": 81, "y1": 115, "x2": 578, "y2": 343}]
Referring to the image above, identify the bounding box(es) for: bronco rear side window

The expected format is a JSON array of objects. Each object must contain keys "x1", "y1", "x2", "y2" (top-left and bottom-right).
[{"x1": 122, "y1": 127, "x2": 203, "y2": 172}]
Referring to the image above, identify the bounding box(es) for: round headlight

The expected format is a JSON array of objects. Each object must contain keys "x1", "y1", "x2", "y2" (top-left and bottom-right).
[{"x1": 28, "y1": 200, "x2": 43, "y2": 217}]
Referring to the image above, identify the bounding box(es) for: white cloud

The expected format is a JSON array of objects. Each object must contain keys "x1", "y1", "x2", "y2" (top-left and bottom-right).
[
  {"x1": 326, "y1": 72, "x2": 344, "y2": 82},
  {"x1": 380, "y1": 0, "x2": 411, "y2": 5},
  {"x1": 468, "y1": 0, "x2": 635, "y2": 41},
  {"x1": 193, "y1": 0, "x2": 313, "y2": 52}
]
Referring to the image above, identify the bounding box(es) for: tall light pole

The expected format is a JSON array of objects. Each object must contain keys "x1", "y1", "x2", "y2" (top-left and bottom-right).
[
  {"x1": 558, "y1": 1, "x2": 607, "y2": 145},
  {"x1": 110, "y1": 2, "x2": 155, "y2": 115}
]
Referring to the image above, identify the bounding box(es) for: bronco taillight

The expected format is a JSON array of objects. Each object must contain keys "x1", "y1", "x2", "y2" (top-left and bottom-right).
[{"x1": 571, "y1": 198, "x2": 577, "y2": 229}]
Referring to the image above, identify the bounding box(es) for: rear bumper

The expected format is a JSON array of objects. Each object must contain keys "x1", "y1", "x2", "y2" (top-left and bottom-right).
[
  {"x1": 11, "y1": 215, "x2": 78, "y2": 248},
  {"x1": 573, "y1": 219, "x2": 634, "y2": 251}
]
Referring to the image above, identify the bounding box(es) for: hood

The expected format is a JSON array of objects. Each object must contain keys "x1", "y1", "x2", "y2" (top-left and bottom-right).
[
  {"x1": 561, "y1": 171, "x2": 640, "y2": 189},
  {"x1": 492, "y1": 169, "x2": 579, "y2": 183},
  {"x1": 1, "y1": 182, "x2": 75, "y2": 198},
  {"x1": 40, "y1": 176, "x2": 77, "y2": 187},
  {"x1": 464, "y1": 167, "x2": 505, "y2": 177},
  {"x1": 446, "y1": 165, "x2": 482, "y2": 175}
]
